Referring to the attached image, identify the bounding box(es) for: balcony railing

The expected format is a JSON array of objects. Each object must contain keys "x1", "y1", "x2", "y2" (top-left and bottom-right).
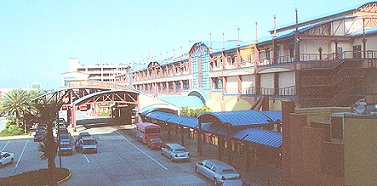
[{"x1": 279, "y1": 86, "x2": 296, "y2": 95}]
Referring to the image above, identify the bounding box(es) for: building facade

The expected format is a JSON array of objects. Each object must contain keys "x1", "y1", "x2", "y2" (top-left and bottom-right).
[
  {"x1": 115, "y1": 2, "x2": 377, "y2": 111},
  {"x1": 69, "y1": 58, "x2": 130, "y2": 82}
]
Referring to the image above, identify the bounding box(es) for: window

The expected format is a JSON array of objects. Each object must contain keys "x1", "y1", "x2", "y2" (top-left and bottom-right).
[
  {"x1": 289, "y1": 49, "x2": 294, "y2": 59},
  {"x1": 266, "y1": 50, "x2": 271, "y2": 60},
  {"x1": 353, "y1": 45, "x2": 361, "y2": 58}
]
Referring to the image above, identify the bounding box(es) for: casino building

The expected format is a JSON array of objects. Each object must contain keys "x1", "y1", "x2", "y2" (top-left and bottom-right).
[{"x1": 115, "y1": 2, "x2": 377, "y2": 111}]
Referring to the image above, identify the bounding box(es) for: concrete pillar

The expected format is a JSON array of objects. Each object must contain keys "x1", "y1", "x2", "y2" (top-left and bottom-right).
[{"x1": 274, "y1": 72, "x2": 279, "y2": 95}]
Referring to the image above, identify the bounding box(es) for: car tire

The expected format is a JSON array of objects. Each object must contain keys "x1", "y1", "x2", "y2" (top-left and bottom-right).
[{"x1": 11, "y1": 158, "x2": 14, "y2": 164}]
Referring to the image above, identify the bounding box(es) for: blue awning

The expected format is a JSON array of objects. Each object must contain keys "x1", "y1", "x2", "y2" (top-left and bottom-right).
[
  {"x1": 261, "y1": 111, "x2": 282, "y2": 122},
  {"x1": 198, "y1": 110, "x2": 272, "y2": 127},
  {"x1": 145, "y1": 111, "x2": 198, "y2": 128},
  {"x1": 233, "y1": 128, "x2": 282, "y2": 148},
  {"x1": 201, "y1": 123, "x2": 227, "y2": 136}
]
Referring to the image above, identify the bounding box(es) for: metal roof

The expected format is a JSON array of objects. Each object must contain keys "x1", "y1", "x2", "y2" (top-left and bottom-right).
[
  {"x1": 233, "y1": 128, "x2": 282, "y2": 148},
  {"x1": 71, "y1": 89, "x2": 139, "y2": 106},
  {"x1": 196, "y1": 40, "x2": 253, "y2": 54},
  {"x1": 201, "y1": 122, "x2": 228, "y2": 136},
  {"x1": 146, "y1": 111, "x2": 198, "y2": 128},
  {"x1": 198, "y1": 110, "x2": 272, "y2": 127},
  {"x1": 158, "y1": 96, "x2": 205, "y2": 108},
  {"x1": 138, "y1": 106, "x2": 177, "y2": 115},
  {"x1": 261, "y1": 111, "x2": 282, "y2": 122},
  {"x1": 353, "y1": 27, "x2": 377, "y2": 37}
]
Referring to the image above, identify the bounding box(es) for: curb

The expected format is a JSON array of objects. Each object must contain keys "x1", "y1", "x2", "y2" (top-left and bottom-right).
[{"x1": 57, "y1": 168, "x2": 71, "y2": 184}]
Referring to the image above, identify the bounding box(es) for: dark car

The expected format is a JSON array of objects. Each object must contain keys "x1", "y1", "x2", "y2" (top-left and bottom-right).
[
  {"x1": 58, "y1": 143, "x2": 73, "y2": 156},
  {"x1": 34, "y1": 132, "x2": 45, "y2": 142},
  {"x1": 75, "y1": 137, "x2": 98, "y2": 154},
  {"x1": 147, "y1": 138, "x2": 165, "y2": 150}
]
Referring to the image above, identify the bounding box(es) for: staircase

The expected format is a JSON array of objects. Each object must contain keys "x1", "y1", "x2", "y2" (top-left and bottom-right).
[{"x1": 299, "y1": 62, "x2": 367, "y2": 107}]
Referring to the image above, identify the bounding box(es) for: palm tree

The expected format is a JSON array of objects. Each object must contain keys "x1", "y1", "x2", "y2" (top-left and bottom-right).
[
  {"x1": 0, "y1": 89, "x2": 32, "y2": 127},
  {"x1": 0, "y1": 89, "x2": 43, "y2": 128}
]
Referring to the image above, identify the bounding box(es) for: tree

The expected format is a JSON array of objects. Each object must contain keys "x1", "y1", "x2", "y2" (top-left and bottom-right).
[
  {"x1": 0, "y1": 89, "x2": 43, "y2": 128},
  {"x1": 181, "y1": 106, "x2": 211, "y2": 117}
]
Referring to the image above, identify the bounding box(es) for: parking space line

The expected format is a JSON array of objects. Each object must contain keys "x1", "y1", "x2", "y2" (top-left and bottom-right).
[
  {"x1": 115, "y1": 130, "x2": 168, "y2": 171},
  {"x1": 83, "y1": 154, "x2": 90, "y2": 163},
  {"x1": 15, "y1": 139, "x2": 28, "y2": 170},
  {"x1": 1, "y1": 140, "x2": 11, "y2": 151}
]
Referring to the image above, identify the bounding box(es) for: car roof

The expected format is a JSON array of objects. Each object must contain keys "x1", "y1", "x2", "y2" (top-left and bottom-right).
[
  {"x1": 202, "y1": 159, "x2": 235, "y2": 170},
  {"x1": 166, "y1": 143, "x2": 185, "y2": 149},
  {"x1": 81, "y1": 136, "x2": 96, "y2": 141}
]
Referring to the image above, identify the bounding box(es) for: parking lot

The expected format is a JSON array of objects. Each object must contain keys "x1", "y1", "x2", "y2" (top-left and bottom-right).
[{"x1": 0, "y1": 126, "x2": 210, "y2": 186}]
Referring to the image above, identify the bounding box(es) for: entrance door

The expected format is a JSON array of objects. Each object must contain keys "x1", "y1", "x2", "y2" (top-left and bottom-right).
[{"x1": 353, "y1": 45, "x2": 362, "y2": 58}]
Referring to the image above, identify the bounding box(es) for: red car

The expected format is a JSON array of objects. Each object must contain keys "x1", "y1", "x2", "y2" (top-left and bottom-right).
[{"x1": 147, "y1": 138, "x2": 165, "y2": 149}]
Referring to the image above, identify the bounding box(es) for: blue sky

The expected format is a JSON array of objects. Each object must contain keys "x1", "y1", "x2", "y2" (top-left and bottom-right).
[{"x1": 0, "y1": 0, "x2": 371, "y2": 90}]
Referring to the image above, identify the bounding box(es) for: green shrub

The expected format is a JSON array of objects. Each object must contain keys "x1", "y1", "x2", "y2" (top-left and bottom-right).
[{"x1": 0, "y1": 124, "x2": 24, "y2": 137}]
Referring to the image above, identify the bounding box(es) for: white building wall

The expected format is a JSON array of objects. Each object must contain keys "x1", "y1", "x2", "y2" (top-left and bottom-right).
[
  {"x1": 226, "y1": 76, "x2": 238, "y2": 94},
  {"x1": 261, "y1": 73, "x2": 274, "y2": 95},
  {"x1": 300, "y1": 40, "x2": 331, "y2": 56},
  {"x1": 241, "y1": 75, "x2": 255, "y2": 94},
  {"x1": 354, "y1": 35, "x2": 377, "y2": 51}
]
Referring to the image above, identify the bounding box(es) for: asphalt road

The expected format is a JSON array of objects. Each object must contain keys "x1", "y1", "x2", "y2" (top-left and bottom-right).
[{"x1": 0, "y1": 126, "x2": 211, "y2": 186}]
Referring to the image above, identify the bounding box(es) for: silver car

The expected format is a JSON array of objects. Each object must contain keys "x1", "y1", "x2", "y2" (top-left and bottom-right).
[
  {"x1": 161, "y1": 143, "x2": 189, "y2": 162},
  {"x1": 195, "y1": 159, "x2": 242, "y2": 186}
]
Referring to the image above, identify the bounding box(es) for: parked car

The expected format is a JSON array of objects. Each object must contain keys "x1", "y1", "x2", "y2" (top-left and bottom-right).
[
  {"x1": 59, "y1": 134, "x2": 73, "y2": 144},
  {"x1": 75, "y1": 137, "x2": 98, "y2": 154},
  {"x1": 0, "y1": 151, "x2": 15, "y2": 167},
  {"x1": 195, "y1": 159, "x2": 242, "y2": 186},
  {"x1": 58, "y1": 143, "x2": 73, "y2": 156},
  {"x1": 34, "y1": 132, "x2": 45, "y2": 142},
  {"x1": 147, "y1": 138, "x2": 165, "y2": 149},
  {"x1": 76, "y1": 131, "x2": 91, "y2": 140},
  {"x1": 161, "y1": 143, "x2": 189, "y2": 162}
]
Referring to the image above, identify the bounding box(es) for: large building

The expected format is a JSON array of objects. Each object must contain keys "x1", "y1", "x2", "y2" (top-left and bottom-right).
[
  {"x1": 68, "y1": 58, "x2": 130, "y2": 83},
  {"x1": 116, "y1": 2, "x2": 377, "y2": 111}
]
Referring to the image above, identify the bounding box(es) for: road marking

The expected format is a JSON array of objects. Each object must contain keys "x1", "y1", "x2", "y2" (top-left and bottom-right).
[
  {"x1": 115, "y1": 130, "x2": 168, "y2": 171},
  {"x1": 15, "y1": 139, "x2": 28, "y2": 169},
  {"x1": 83, "y1": 154, "x2": 90, "y2": 163},
  {"x1": 1, "y1": 140, "x2": 11, "y2": 151}
]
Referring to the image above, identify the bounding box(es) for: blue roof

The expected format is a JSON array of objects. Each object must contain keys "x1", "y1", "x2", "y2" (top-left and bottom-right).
[
  {"x1": 259, "y1": 16, "x2": 356, "y2": 44},
  {"x1": 146, "y1": 111, "x2": 198, "y2": 128},
  {"x1": 197, "y1": 40, "x2": 253, "y2": 54},
  {"x1": 138, "y1": 106, "x2": 177, "y2": 115},
  {"x1": 353, "y1": 27, "x2": 377, "y2": 37},
  {"x1": 201, "y1": 122, "x2": 228, "y2": 136},
  {"x1": 159, "y1": 96, "x2": 205, "y2": 108},
  {"x1": 198, "y1": 110, "x2": 272, "y2": 127},
  {"x1": 233, "y1": 128, "x2": 282, "y2": 148},
  {"x1": 261, "y1": 111, "x2": 282, "y2": 122}
]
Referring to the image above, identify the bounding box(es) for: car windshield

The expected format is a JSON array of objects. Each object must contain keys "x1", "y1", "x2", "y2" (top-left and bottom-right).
[
  {"x1": 60, "y1": 135, "x2": 70, "y2": 140},
  {"x1": 222, "y1": 169, "x2": 235, "y2": 173},
  {"x1": 60, "y1": 144, "x2": 71, "y2": 148},
  {"x1": 83, "y1": 140, "x2": 96, "y2": 145}
]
